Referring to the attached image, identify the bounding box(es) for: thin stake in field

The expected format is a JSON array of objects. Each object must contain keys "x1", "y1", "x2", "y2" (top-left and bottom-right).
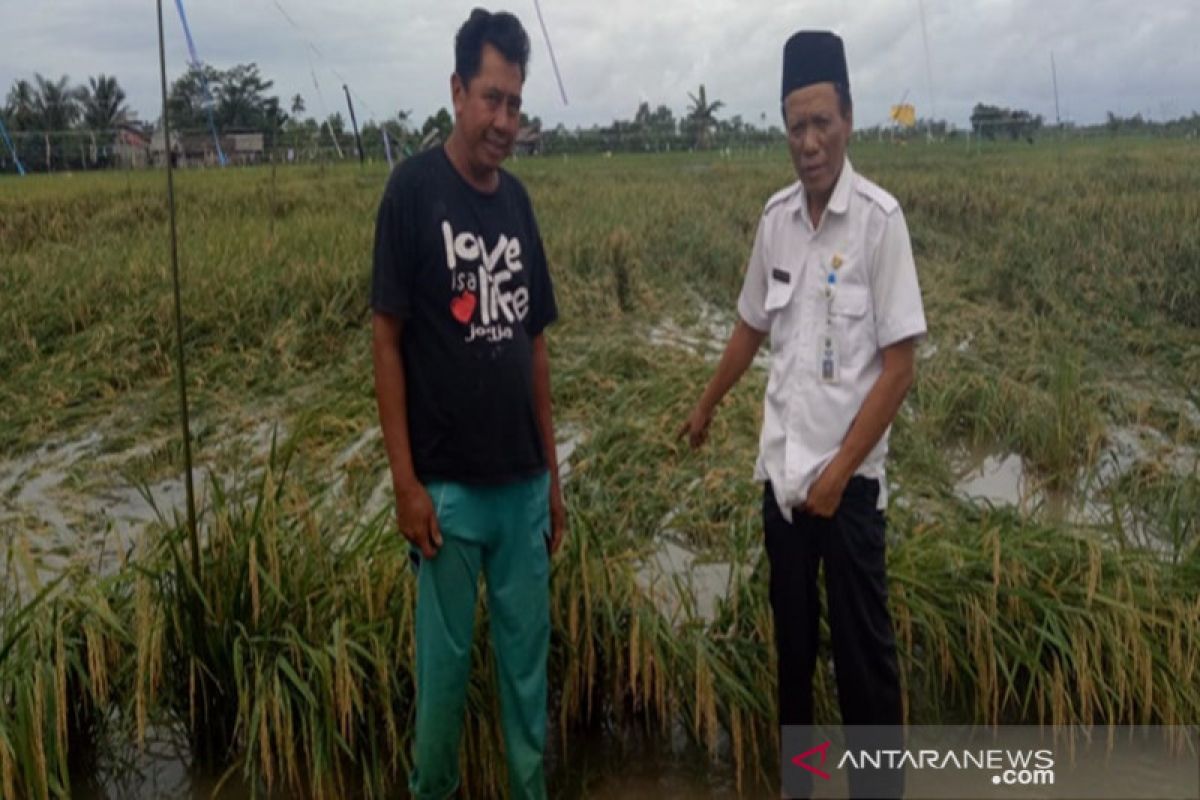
[{"x1": 156, "y1": 0, "x2": 201, "y2": 578}]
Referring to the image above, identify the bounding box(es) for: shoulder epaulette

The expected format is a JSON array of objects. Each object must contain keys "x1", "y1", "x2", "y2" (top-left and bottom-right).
[
  {"x1": 763, "y1": 181, "x2": 802, "y2": 216},
  {"x1": 853, "y1": 176, "x2": 900, "y2": 216}
]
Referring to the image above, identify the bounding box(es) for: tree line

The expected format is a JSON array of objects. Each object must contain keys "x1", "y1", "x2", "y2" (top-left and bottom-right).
[
  {"x1": 5, "y1": 63, "x2": 1198, "y2": 173},
  {"x1": 0, "y1": 65, "x2": 454, "y2": 171},
  {"x1": 2, "y1": 60, "x2": 774, "y2": 170},
  {"x1": 2, "y1": 73, "x2": 131, "y2": 170}
]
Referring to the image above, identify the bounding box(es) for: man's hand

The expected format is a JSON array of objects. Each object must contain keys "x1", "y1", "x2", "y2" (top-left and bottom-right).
[
  {"x1": 802, "y1": 463, "x2": 851, "y2": 518},
  {"x1": 548, "y1": 478, "x2": 567, "y2": 555},
  {"x1": 675, "y1": 321, "x2": 766, "y2": 452},
  {"x1": 677, "y1": 404, "x2": 715, "y2": 450},
  {"x1": 395, "y1": 480, "x2": 442, "y2": 559},
  {"x1": 804, "y1": 338, "x2": 916, "y2": 518}
]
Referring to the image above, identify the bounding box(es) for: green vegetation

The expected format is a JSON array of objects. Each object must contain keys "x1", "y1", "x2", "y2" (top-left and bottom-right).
[{"x1": 1, "y1": 137, "x2": 1198, "y2": 797}]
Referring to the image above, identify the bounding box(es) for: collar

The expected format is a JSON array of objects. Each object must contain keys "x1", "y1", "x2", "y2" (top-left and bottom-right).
[{"x1": 786, "y1": 157, "x2": 854, "y2": 220}]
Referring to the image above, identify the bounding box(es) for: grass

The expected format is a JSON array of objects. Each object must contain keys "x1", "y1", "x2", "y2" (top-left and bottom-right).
[{"x1": 1, "y1": 137, "x2": 1198, "y2": 796}]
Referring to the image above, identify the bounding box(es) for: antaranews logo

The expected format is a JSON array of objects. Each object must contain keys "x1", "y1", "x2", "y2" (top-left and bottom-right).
[
  {"x1": 791, "y1": 740, "x2": 834, "y2": 781},
  {"x1": 786, "y1": 736, "x2": 1056, "y2": 792},
  {"x1": 836, "y1": 748, "x2": 1055, "y2": 786},
  {"x1": 787, "y1": 725, "x2": 1198, "y2": 799}
]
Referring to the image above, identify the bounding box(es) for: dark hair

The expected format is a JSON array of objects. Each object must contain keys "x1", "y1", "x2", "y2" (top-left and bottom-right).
[
  {"x1": 455, "y1": 8, "x2": 530, "y2": 85},
  {"x1": 779, "y1": 81, "x2": 854, "y2": 124}
]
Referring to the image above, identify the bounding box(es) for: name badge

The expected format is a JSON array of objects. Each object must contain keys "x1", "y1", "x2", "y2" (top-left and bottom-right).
[
  {"x1": 771, "y1": 268, "x2": 791, "y2": 284},
  {"x1": 819, "y1": 333, "x2": 841, "y2": 384}
]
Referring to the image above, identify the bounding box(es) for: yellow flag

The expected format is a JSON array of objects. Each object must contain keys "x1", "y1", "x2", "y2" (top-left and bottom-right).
[{"x1": 890, "y1": 104, "x2": 916, "y2": 128}]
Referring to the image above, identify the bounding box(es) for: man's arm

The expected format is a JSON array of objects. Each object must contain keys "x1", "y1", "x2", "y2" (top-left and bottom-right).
[
  {"x1": 678, "y1": 319, "x2": 768, "y2": 449},
  {"x1": 802, "y1": 338, "x2": 916, "y2": 517},
  {"x1": 372, "y1": 312, "x2": 441, "y2": 558},
  {"x1": 531, "y1": 333, "x2": 566, "y2": 554}
]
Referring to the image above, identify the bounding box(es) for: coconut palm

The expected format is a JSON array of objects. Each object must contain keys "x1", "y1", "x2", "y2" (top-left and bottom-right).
[
  {"x1": 32, "y1": 73, "x2": 80, "y2": 131},
  {"x1": 686, "y1": 84, "x2": 724, "y2": 149},
  {"x1": 4, "y1": 79, "x2": 38, "y2": 130},
  {"x1": 79, "y1": 74, "x2": 129, "y2": 131}
]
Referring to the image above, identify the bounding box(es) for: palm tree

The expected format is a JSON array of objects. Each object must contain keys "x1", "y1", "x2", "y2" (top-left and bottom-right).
[
  {"x1": 4, "y1": 79, "x2": 38, "y2": 130},
  {"x1": 32, "y1": 73, "x2": 80, "y2": 131},
  {"x1": 30, "y1": 74, "x2": 80, "y2": 170},
  {"x1": 290, "y1": 93, "x2": 305, "y2": 117},
  {"x1": 686, "y1": 84, "x2": 724, "y2": 150},
  {"x1": 79, "y1": 74, "x2": 129, "y2": 131}
]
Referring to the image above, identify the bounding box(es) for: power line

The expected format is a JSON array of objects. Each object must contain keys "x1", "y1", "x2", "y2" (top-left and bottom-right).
[{"x1": 259, "y1": 0, "x2": 383, "y2": 122}]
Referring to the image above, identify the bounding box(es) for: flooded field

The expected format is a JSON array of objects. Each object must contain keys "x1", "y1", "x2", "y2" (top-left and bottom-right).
[{"x1": 2, "y1": 140, "x2": 1198, "y2": 797}]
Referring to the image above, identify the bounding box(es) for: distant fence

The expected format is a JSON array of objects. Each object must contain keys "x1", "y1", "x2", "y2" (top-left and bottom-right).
[
  {"x1": 0, "y1": 127, "x2": 375, "y2": 173},
  {"x1": 2, "y1": 121, "x2": 1197, "y2": 175}
]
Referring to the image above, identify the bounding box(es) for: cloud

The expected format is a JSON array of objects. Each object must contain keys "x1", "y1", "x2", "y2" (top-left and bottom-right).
[{"x1": 2, "y1": 0, "x2": 1197, "y2": 129}]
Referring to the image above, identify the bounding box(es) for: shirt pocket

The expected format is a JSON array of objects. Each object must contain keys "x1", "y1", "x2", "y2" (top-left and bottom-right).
[
  {"x1": 764, "y1": 267, "x2": 797, "y2": 313},
  {"x1": 830, "y1": 284, "x2": 874, "y2": 365},
  {"x1": 763, "y1": 268, "x2": 799, "y2": 350}
]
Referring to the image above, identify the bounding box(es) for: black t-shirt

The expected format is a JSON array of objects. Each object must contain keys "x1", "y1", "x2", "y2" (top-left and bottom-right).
[{"x1": 371, "y1": 147, "x2": 558, "y2": 484}]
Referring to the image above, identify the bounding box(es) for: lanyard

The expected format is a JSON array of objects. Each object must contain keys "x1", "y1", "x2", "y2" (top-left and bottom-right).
[
  {"x1": 822, "y1": 253, "x2": 844, "y2": 324},
  {"x1": 819, "y1": 254, "x2": 846, "y2": 384}
]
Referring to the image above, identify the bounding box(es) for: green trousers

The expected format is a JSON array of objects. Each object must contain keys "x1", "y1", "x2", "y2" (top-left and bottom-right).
[{"x1": 409, "y1": 471, "x2": 551, "y2": 800}]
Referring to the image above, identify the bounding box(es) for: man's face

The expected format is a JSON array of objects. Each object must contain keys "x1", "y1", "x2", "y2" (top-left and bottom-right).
[
  {"x1": 451, "y1": 43, "x2": 524, "y2": 173},
  {"x1": 783, "y1": 82, "x2": 852, "y2": 200}
]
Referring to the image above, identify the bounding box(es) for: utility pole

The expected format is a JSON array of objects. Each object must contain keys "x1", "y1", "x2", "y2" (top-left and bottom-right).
[{"x1": 343, "y1": 84, "x2": 364, "y2": 166}]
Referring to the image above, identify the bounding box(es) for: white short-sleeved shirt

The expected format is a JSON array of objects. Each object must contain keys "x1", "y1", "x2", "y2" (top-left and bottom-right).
[{"x1": 737, "y1": 158, "x2": 926, "y2": 520}]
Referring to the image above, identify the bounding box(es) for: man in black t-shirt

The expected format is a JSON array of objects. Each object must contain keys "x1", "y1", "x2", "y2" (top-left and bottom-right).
[{"x1": 370, "y1": 9, "x2": 563, "y2": 800}]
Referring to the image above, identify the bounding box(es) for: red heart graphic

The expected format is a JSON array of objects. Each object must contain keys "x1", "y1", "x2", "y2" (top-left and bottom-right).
[{"x1": 450, "y1": 291, "x2": 477, "y2": 324}]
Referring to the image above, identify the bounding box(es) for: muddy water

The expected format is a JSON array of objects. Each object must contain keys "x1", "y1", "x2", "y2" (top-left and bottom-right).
[
  {"x1": 73, "y1": 718, "x2": 753, "y2": 800},
  {"x1": 73, "y1": 730, "x2": 249, "y2": 800},
  {"x1": 646, "y1": 302, "x2": 770, "y2": 371},
  {"x1": 74, "y1": 722, "x2": 1199, "y2": 799},
  {"x1": 952, "y1": 419, "x2": 1198, "y2": 557},
  {"x1": 634, "y1": 495, "x2": 755, "y2": 626},
  {"x1": 0, "y1": 420, "x2": 590, "y2": 584},
  {"x1": 0, "y1": 418, "x2": 283, "y2": 580}
]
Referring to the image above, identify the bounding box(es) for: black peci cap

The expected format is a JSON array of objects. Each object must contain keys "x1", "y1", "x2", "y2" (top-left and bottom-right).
[{"x1": 781, "y1": 31, "x2": 849, "y2": 101}]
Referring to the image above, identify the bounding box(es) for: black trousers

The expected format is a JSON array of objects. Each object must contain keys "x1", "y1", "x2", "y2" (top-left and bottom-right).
[{"x1": 765, "y1": 478, "x2": 904, "y2": 799}]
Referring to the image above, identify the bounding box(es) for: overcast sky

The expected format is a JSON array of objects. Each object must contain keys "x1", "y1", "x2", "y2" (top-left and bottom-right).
[{"x1": 4, "y1": 0, "x2": 1198, "y2": 131}]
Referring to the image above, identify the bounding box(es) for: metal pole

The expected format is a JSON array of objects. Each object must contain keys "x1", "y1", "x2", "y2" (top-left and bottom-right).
[
  {"x1": 383, "y1": 127, "x2": 394, "y2": 168},
  {"x1": 343, "y1": 84, "x2": 364, "y2": 166},
  {"x1": 1051, "y1": 52, "x2": 1062, "y2": 128},
  {"x1": 531, "y1": 0, "x2": 569, "y2": 105},
  {"x1": 157, "y1": 0, "x2": 201, "y2": 580},
  {"x1": 916, "y1": 0, "x2": 936, "y2": 122}
]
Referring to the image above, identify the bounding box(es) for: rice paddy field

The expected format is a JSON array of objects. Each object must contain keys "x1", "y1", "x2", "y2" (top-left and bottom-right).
[{"x1": 1, "y1": 137, "x2": 1198, "y2": 798}]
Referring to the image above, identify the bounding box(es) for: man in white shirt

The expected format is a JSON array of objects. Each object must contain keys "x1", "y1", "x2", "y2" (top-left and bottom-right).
[{"x1": 679, "y1": 30, "x2": 926, "y2": 799}]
